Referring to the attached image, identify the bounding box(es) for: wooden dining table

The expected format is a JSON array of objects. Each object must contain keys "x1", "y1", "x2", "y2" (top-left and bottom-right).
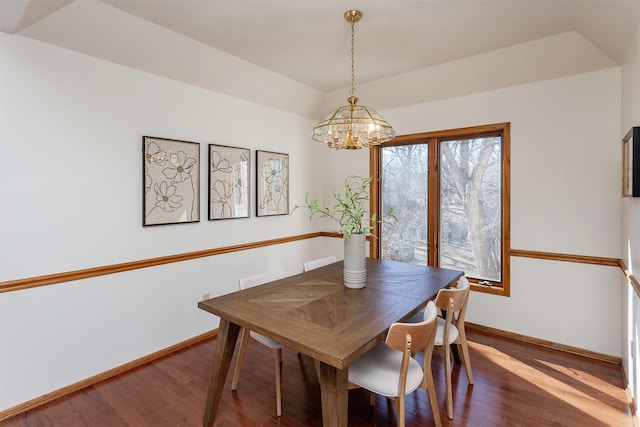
[{"x1": 198, "y1": 258, "x2": 463, "y2": 426}]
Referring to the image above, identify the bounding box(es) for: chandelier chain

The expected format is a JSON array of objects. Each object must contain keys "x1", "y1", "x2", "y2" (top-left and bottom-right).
[{"x1": 350, "y1": 18, "x2": 356, "y2": 97}]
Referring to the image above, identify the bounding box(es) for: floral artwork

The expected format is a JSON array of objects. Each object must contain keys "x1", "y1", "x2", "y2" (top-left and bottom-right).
[
  {"x1": 256, "y1": 150, "x2": 289, "y2": 216},
  {"x1": 143, "y1": 136, "x2": 200, "y2": 226},
  {"x1": 208, "y1": 144, "x2": 250, "y2": 219}
]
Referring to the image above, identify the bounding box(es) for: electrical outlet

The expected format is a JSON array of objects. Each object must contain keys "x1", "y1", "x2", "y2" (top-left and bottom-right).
[{"x1": 202, "y1": 293, "x2": 210, "y2": 301}]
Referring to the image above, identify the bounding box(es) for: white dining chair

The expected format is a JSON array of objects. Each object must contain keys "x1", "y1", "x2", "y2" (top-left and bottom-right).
[
  {"x1": 303, "y1": 255, "x2": 337, "y2": 272},
  {"x1": 433, "y1": 275, "x2": 474, "y2": 419},
  {"x1": 230, "y1": 269, "x2": 286, "y2": 416},
  {"x1": 348, "y1": 301, "x2": 442, "y2": 427}
]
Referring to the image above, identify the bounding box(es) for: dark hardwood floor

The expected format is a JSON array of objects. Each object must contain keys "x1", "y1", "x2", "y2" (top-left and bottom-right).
[{"x1": 2, "y1": 328, "x2": 634, "y2": 426}]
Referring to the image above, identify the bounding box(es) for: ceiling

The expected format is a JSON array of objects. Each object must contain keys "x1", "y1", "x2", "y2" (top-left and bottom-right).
[{"x1": 2, "y1": 0, "x2": 639, "y2": 94}]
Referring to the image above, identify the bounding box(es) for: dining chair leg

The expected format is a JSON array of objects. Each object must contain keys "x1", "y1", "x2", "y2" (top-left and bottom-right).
[
  {"x1": 444, "y1": 342, "x2": 453, "y2": 419},
  {"x1": 396, "y1": 394, "x2": 406, "y2": 427},
  {"x1": 275, "y1": 348, "x2": 283, "y2": 416},
  {"x1": 231, "y1": 328, "x2": 250, "y2": 390},
  {"x1": 424, "y1": 368, "x2": 442, "y2": 427},
  {"x1": 459, "y1": 337, "x2": 474, "y2": 385},
  {"x1": 369, "y1": 391, "x2": 376, "y2": 406}
]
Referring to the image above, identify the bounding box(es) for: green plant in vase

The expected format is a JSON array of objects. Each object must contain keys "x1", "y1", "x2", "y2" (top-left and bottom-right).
[
  {"x1": 294, "y1": 175, "x2": 395, "y2": 289},
  {"x1": 294, "y1": 175, "x2": 391, "y2": 239}
]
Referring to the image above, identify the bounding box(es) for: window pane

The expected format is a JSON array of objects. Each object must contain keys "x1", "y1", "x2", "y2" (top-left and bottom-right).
[
  {"x1": 439, "y1": 137, "x2": 502, "y2": 282},
  {"x1": 381, "y1": 144, "x2": 428, "y2": 264}
]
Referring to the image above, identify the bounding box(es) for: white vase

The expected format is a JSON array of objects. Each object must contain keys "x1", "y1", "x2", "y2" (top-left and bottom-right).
[{"x1": 343, "y1": 234, "x2": 367, "y2": 289}]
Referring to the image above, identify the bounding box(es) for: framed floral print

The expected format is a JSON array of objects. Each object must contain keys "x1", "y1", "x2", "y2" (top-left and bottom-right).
[
  {"x1": 208, "y1": 144, "x2": 250, "y2": 219},
  {"x1": 623, "y1": 127, "x2": 640, "y2": 197},
  {"x1": 143, "y1": 136, "x2": 200, "y2": 226},
  {"x1": 256, "y1": 150, "x2": 289, "y2": 216}
]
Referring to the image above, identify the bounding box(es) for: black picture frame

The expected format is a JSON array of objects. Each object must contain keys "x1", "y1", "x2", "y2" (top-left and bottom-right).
[
  {"x1": 208, "y1": 144, "x2": 250, "y2": 220},
  {"x1": 143, "y1": 136, "x2": 200, "y2": 226},
  {"x1": 256, "y1": 150, "x2": 289, "y2": 216},
  {"x1": 622, "y1": 127, "x2": 640, "y2": 197}
]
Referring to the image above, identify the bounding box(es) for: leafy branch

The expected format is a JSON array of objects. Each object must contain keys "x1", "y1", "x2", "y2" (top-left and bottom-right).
[{"x1": 293, "y1": 175, "x2": 395, "y2": 239}]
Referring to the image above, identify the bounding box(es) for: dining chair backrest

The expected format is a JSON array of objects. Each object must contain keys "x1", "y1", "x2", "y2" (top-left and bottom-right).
[
  {"x1": 386, "y1": 300, "x2": 438, "y2": 355},
  {"x1": 238, "y1": 269, "x2": 285, "y2": 290},
  {"x1": 303, "y1": 256, "x2": 337, "y2": 272},
  {"x1": 434, "y1": 275, "x2": 470, "y2": 324}
]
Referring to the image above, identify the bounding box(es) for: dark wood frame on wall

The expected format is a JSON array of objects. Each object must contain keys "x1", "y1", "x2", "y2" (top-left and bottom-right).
[{"x1": 622, "y1": 127, "x2": 640, "y2": 197}]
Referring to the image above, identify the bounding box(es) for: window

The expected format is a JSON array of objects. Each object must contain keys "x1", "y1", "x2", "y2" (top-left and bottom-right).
[{"x1": 371, "y1": 123, "x2": 510, "y2": 296}]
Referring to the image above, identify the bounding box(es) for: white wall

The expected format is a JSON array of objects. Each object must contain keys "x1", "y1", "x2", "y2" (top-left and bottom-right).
[
  {"x1": 376, "y1": 68, "x2": 621, "y2": 356},
  {"x1": 323, "y1": 31, "x2": 617, "y2": 114},
  {"x1": 620, "y1": 18, "x2": 640, "y2": 413},
  {"x1": 0, "y1": 34, "x2": 336, "y2": 410},
  {"x1": 0, "y1": 33, "x2": 328, "y2": 280},
  {"x1": 16, "y1": 0, "x2": 326, "y2": 120}
]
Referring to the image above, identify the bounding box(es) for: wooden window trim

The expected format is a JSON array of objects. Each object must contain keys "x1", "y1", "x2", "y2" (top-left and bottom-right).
[{"x1": 370, "y1": 122, "x2": 511, "y2": 297}]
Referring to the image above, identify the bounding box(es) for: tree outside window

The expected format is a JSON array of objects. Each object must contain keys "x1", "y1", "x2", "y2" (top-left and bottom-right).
[{"x1": 372, "y1": 123, "x2": 510, "y2": 296}]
